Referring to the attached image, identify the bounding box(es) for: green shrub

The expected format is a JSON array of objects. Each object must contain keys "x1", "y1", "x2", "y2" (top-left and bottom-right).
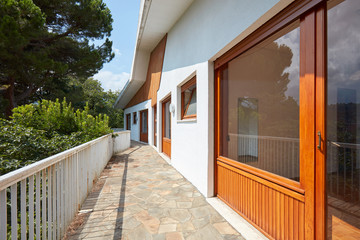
[{"x1": 0, "y1": 98, "x2": 112, "y2": 175}]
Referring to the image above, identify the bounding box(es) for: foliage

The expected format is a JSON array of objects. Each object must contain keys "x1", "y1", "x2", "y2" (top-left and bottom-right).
[
  {"x1": 44, "y1": 77, "x2": 124, "y2": 128},
  {"x1": 0, "y1": 0, "x2": 114, "y2": 116},
  {"x1": 81, "y1": 78, "x2": 123, "y2": 128},
  {"x1": 0, "y1": 98, "x2": 112, "y2": 175}
]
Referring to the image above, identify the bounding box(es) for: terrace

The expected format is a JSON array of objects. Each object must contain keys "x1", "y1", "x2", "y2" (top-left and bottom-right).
[{"x1": 0, "y1": 133, "x2": 248, "y2": 240}]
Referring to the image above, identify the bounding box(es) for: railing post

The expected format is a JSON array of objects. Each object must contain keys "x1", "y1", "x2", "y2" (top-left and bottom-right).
[
  {"x1": 11, "y1": 184, "x2": 17, "y2": 240},
  {"x1": 77, "y1": 151, "x2": 79, "y2": 211},
  {"x1": 0, "y1": 189, "x2": 6, "y2": 240}
]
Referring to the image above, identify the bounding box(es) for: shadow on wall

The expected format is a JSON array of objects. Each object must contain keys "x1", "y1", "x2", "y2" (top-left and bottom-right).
[{"x1": 161, "y1": 0, "x2": 278, "y2": 72}]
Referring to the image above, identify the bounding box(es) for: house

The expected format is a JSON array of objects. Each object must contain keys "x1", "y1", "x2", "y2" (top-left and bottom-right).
[{"x1": 114, "y1": 0, "x2": 360, "y2": 239}]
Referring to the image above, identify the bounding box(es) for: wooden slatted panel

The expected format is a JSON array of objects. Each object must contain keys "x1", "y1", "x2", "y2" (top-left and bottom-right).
[
  {"x1": 217, "y1": 162, "x2": 305, "y2": 240},
  {"x1": 125, "y1": 35, "x2": 167, "y2": 108},
  {"x1": 162, "y1": 138, "x2": 171, "y2": 158}
]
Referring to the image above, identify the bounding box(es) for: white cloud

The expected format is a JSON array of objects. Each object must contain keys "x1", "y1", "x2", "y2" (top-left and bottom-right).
[
  {"x1": 93, "y1": 70, "x2": 129, "y2": 91},
  {"x1": 112, "y1": 47, "x2": 122, "y2": 57}
]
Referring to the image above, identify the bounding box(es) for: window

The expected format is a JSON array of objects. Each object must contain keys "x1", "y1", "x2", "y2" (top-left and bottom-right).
[
  {"x1": 181, "y1": 76, "x2": 196, "y2": 119},
  {"x1": 220, "y1": 22, "x2": 300, "y2": 181},
  {"x1": 133, "y1": 112, "x2": 137, "y2": 124},
  {"x1": 126, "y1": 114, "x2": 131, "y2": 130}
]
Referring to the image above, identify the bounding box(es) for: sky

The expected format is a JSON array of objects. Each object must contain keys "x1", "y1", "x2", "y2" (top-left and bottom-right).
[{"x1": 93, "y1": 0, "x2": 141, "y2": 92}]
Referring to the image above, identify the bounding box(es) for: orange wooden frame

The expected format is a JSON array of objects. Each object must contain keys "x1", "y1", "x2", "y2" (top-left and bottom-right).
[
  {"x1": 214, "y1": 1, "x2": 327, "y2": 239},
  {"x1": 140, "y1": 109, "x2": 148, "y2": 143},
  {"x1": 181, "y1": 76, "x2": 197, "y2": 120},
  {"x1": 162, "y1": 96, "x2": 171, "y2": 157},
  {"x1": 154, "y1": 105, "x2": 157, "y2": 147},
  {"x1": 126, "y1": 113, "x2": 131, "y2": 130}
]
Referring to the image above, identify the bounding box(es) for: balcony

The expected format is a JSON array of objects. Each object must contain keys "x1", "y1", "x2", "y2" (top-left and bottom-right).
[{"x1": 0, "y1": 133, "x2": 244, "y2": 240}]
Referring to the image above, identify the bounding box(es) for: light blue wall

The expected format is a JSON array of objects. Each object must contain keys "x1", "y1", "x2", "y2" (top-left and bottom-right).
[{"x1": 162, "y1": 0, "x2": 279, "y2": 72}]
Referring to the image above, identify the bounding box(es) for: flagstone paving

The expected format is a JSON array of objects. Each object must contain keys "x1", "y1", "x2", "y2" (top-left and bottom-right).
[{"x1": 64, "y1": 142, "x2": 245, "y2": 240}]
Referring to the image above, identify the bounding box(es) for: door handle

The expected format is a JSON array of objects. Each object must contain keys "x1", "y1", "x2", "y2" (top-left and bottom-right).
[{"x1": 317, "y1": 131, "x2": 321, "y2": 149}]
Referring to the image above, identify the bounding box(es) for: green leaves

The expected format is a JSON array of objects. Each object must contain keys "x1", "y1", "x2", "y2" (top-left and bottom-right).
[
  {"x1": 0, "y1": 98, "x2": 112, "y2": 175},
  {"x1": 0, "y1": 0, "x2": 114, "y2": 115}
]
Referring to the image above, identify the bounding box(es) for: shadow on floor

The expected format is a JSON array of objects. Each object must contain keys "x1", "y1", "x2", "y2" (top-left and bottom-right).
[
  {"x1": 63, "y1": 142, "x2": 142, "y2": 239},
  {"x1": 113, "y1": 143, "x2": 143, "y2": 239}
]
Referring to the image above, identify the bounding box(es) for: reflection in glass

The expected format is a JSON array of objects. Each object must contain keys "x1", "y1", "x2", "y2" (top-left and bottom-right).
[
  {"x1": 141, "y1": 111, "x2": 147, "y2": 133},
  {"x1": 164, "y1": 101, "x2": 171, "y2": 139},
  {"x1": 327, "y1": 0, "x2": 360, "y2": 238},
  {"x1": 183, "y1": 85, "x2": 196, "y2": 116},
  {"x1": 154, "y1": 106, "x2": 157, "y2": 146},
  {"x1": 220, "y1": 22, "x2": 300, "y2": 181},
  {"x1": 238, "y1": 98, "x2": 259, "y2": 162}
]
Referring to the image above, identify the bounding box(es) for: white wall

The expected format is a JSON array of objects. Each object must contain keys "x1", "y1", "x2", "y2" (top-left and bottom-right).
[
  {"x1": 157, "y1": 0, "x2": 279, "y2": 197},
  {"x1": 124, "y1": 0, "x2": 295, "y2": 198},
  {"x1": 124, "y1": 100, "x2": 152, "y2": 142},
  {"x1": 113, "y1": 130, "x2": 131, "y2": 154},
  {"x1": 157, "y1": 61, "x2": 214, "y2": 197},
  {"x1": 162, "y1": 0, "x2": 279, "y2": 72}
]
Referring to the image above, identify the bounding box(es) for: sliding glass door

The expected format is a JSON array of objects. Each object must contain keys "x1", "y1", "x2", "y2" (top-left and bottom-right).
[{"x1": 327, "y1": 0, "x2": 360, "y2": 238}]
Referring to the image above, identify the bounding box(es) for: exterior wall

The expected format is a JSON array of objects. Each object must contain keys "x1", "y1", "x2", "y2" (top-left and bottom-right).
[
  {"x1": 126, "y1": 36, "x2": 167, "y2": 108},
  {"x1": 157, "y1": 0, "x2": 280, "y2": 197},
  {"x1": 124, "y1": 100, "x2": 152, "y2": 143}
]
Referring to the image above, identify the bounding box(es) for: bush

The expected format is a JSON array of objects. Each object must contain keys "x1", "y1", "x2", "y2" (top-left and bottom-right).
[{"x1": 0, "y1": 98, "x2": 112, "y2": 175}]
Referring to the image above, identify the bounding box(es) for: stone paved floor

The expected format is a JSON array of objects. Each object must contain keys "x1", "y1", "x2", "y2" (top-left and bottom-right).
[{"x1": 64, "y1": 142, "x2": 245, "y2": 240}]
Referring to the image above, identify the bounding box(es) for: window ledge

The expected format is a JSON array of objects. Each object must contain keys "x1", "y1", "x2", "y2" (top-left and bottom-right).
[{"x1": 177, "y1": 118, "x2": 197, "y2": 123}]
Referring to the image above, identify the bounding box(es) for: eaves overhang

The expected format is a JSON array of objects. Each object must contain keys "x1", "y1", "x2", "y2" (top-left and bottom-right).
[{"x1": 114, "y1": 0, "x2": 194, "y2": 109}]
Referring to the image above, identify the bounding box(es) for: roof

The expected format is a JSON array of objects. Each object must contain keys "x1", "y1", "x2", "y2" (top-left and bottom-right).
[{"x1": 114, "y1": 0, "x2": 194, "y2": 109}]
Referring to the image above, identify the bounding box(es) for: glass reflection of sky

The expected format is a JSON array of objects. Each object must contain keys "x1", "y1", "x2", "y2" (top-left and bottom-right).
[
  {"x1": 275, "y1": 27, "x2": 300, "y2": 103},
  {"x1": 328, "y1": 0, "x2": 360, "y2": 105}
]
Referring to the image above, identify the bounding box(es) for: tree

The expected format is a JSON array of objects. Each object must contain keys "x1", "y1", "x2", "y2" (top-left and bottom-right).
[
  {"x1": 81, "y1": 78, "x2": 123, "y2": 128},
  {"x1": 0, "y1": 0, "x2": 114, "y2": 117}
]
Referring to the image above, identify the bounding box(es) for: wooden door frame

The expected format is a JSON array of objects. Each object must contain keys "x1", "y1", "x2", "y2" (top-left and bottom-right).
[
  {"x1": 126, "y1": 113, "x2": 131, "y2": 130},
  {"x1": 162, "y1": 96, "x2": 171, "y2": 157},
  {"x1": 214, "y1": 1, "x2": 327, "y2": 239},
  {"x1": 154, "y1": 105, "x2": 157, "y2": 147},
  {"x1": 140, "y1": 109, "x2": 148, "y2": 143}
]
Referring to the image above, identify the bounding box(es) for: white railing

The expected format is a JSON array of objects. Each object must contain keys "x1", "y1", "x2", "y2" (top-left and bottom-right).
[
  {"x1": 228, "y1": 133, "x2": 300, "y2": 180},
  {"x1": 0, "y1": 131, "x2": 130, "y2": 239},
  {"x1": 327, "y1": 140, "x2": 360, "y2": 203}
]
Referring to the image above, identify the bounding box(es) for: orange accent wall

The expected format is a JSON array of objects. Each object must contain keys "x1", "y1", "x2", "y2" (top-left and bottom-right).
[{"x1": 125, "y1": 35, "x2": 167, "y2": 108}]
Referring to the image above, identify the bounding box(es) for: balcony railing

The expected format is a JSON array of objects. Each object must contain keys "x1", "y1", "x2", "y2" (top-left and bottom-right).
[
  {"x1": 228, "y1": 133, "x2": 300, "y2": 180},
  {"x1": 327, "y1": 140, "x2": 360, "y2": 203},
  {"x1": 0, "y1": 131, "x2": 130, "y2": 240},
  {"x1": 228, "y1": 133, "x2": 360, "y2": 202}
]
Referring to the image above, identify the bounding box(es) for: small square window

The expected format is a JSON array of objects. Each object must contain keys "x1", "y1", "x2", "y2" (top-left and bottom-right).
[
  {"x1": 181, "y1": 76, "x2": 196, "y2": 119},
  {"x1": 133, "y1": 112, "x2": 137, "y2": 124}
]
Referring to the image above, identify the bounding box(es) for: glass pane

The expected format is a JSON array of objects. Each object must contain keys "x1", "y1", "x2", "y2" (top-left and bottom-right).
[
  {"x1": 183, "y1": 85, "x2": 196, "y2": 116},
  {"x1": 327, "y1": 0, "x2": 360, "y2": 238},
  {"x1": 164, "y1": 101, "x2": 171, "y2": 139},
  {"x1": 142, "y1": 111, "x2": 147, "y2": 133},
  {"x1": 187, "y1": 89, "x2": 197, "y2": 116},
  {"x1": 220, "y1": 22, "x2": 300, "y2": 181},
  {"x1": 154, "y1": 106, "x2": 157, "y2": 146},
  {"x1": 126, "y1": 114, "x2": 131, "y2": 130}
]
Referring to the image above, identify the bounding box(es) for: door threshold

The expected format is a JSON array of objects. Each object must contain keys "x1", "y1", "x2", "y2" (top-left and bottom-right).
[{"x1": 206, "y1": 197, "x2": 268, "y2": 240}]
